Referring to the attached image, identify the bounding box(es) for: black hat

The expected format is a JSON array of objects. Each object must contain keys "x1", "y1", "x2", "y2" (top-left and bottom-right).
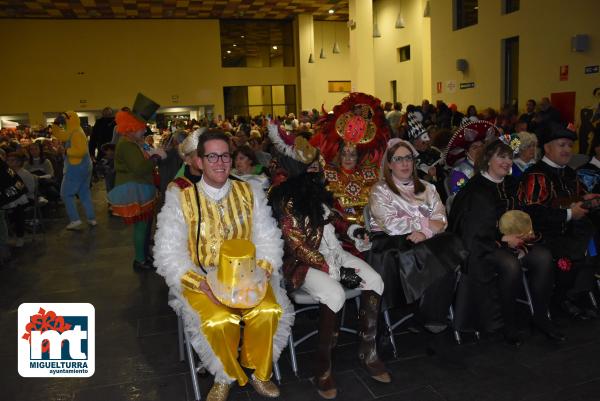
[
  {"x1": 132, "y1": 93, "x2": 160, "y2": 123},
  {"x1": 100, "y1": 143, "x2": 116, "y2": 153},
  {"x1": 538, "y1": 122, "x2": 576, "y2": 147},
  {"x1": 407, "y1": 111, "x2": 429, "y2": 142}
]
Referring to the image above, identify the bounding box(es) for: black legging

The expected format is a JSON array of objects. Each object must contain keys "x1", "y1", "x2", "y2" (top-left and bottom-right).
[
  {"x1": 490, "y1": 245, "x2": 553, "y2": 331},
  {"x1": 10, "y1": 204, "x2": 26, "y2": 239}
]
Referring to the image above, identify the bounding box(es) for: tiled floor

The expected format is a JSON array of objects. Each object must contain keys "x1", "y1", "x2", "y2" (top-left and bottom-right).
[{"x1": 2, "y1": 185, "x2": 600, "y2": 401}]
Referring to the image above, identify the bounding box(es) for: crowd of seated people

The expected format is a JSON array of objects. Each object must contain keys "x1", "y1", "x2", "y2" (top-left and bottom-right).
[{"x1": 152, "y1": 94, "x2": 598, "y2": 400}]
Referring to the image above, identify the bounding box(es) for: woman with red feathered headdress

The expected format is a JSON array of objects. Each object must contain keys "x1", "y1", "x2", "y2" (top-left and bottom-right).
[{"x1": 309, "y1": 93, "x2": 389, "y2": 256}]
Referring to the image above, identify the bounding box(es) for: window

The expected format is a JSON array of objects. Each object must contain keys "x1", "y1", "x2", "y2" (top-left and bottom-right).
[
  {"x1": 503, "y1": 36, "x2": 519, "y2": 110},
  {"x1": 503, "y1": 0, "x2": 519, "y2": 14},
  {"x1": 398, "y1": 45, "x2": 411, "y2": 62},
  {"x1": 220, "y1": 20, "x2": 294, "y2": 68},
  {"x1": 454, "y1": 0, "x2": 478, "y2": 30},
  {"x1": 223, "y1": 85, "x2": 296, "y2": 119}
]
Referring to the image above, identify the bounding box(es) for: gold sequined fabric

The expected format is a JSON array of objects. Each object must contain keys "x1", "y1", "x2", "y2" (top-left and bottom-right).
[
  {"x1": 180, "y1": 270, "x2": 206, "y2": 292},
  {"x1": 179, "y1": 180, "x2": 254, "y2": 268},
  {"x1": 279, "y1": 199, "x2": 327, "y2": 289},
  {"x1": 249, "y1": 376, "x2": 281, "y2": 398},
  {"x1": 206, "y1": 382, "x2": 232, "y2": 401},
  {"x1": 324, "y1": 164, "x2": 378, "y2": 224}
]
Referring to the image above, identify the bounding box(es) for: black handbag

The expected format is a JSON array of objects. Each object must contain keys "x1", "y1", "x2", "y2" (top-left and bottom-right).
[{"x1": 0, "y1": 160, "x2": 28, "y2": 208}]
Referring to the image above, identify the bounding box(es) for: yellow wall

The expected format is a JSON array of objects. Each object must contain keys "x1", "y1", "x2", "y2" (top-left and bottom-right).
[
  {"x1": 429, "y1": 0, "x2": 600, "y2": 122},
  {"x1": 0, "y1": 19, "x2": 297, "y2": 125},
  {"x1": 349, "y1": 0, "x2": 375, "y2": 94},
  {"x1": 297, "y1": 19, "x2": 351, "y2": 111},
  {"x1": 373, "y1": 0, "x2": 431, "y2": 106},
  {"x1": 4, "y1": 2, "x2": 599, "y2": 126}
]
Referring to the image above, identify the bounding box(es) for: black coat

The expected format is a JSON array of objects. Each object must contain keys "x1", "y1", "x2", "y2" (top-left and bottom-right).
[
  {"x1": 90, "y1": 117, "x2": 116, "y2": 157},
  {"x1": 448, "y1": 173, "x2": 520, "y2": 332},
  {"x1": 576, "y1": 160, "x2": 600, "y2": 234},
  {"x1": 449, "y1": 173, "x2": 519, "y2": 283},
  {"x1": 519, "y1": 160, "x2": 594, "y2": 261},
  {"x1": 577, "y1": 160, "x2": 600, "y2": 194},
  {"x1": 518, "y1": 160, "x2": 583, "y2": 239}
]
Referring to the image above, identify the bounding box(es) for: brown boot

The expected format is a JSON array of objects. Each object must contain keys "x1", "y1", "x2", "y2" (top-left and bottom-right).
[
  {"x1": 358, "y1": 291, "x2": 391, "y2": 383},
  {"x1": 315, "y1": 304, "x2": 340, "y2": 399}
]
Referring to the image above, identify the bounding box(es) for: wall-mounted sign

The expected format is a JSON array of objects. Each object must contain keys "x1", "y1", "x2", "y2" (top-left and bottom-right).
[
  {"x1": 328, "y1": 81, "x2": 351, "y2": 93},
  {"x1": 436, "y1": 81, "x2": 443, "y2": 94},
  {"x1": 460, "y1": 82, "x2": 475, "y2": 89},
  {"x1": 560, "y1": 65, "x2": 569, "y2": 81},
  {"x1": 171, "y1": 95, "x2": 179, "y2": 103},
  {"x1": 585, "y1": 65, "x2": 599, "y2": 74},
  {"x1": 446, "y1": 80, "x2": 457, "y2": 93}
]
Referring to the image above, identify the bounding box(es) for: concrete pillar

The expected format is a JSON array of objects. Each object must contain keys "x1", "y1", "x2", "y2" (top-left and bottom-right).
[
  {"x1": 297, "y1": 14, "x2": 317, "y2": 111},
  {"x1": 421, "y1": 0, "x2": 432, "y2": 102},
  {"x1": 349, "y1": 0, "x2": 376, "y2": 94}
]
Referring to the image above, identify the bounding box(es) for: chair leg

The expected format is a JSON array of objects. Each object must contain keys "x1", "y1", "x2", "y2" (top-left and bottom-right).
[
  {"x1": 383, "y1": 310, "x2": 398, "y2": 358},
  {"x1": 521, "y1": 273, "x2": 535, "y2": 316},
  {"x1": 178, "y1": 316, "x2": 185, "y2": 362},
  {"x1": 288, "y1": 334, "x2": 298, "y2": 377},
  {"x1": 185, "y1": 332, "x2": 202, "y2": 401},
  {"x1": 273, "y1": 361, "x2": 282, "y2": 384},
  {"x1": 448, "y1": 305, "x2": 462, "y2": 345},
  {"x1": 589, "y1": 291, "x2": 599, "y2": 310}
]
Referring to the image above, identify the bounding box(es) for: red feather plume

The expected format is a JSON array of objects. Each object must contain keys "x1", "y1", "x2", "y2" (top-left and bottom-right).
[{"x1": 310, "y1": 92, "x2": 390, "y2": 167}]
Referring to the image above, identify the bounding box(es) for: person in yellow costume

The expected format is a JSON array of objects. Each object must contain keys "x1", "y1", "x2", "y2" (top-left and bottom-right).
[
  {"x1": 154, "y1": 130, "x2": 293, "y2": 401},
  {"x1": 52, "y1": 111, "x2": 96, "y2": 230}
]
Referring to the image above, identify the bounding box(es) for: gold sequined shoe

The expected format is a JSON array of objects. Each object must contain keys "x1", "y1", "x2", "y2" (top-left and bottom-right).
[
  {"x1": 249, "y1": 375, "x2": 280, "y2": 398},
  {"x1": 206, "y1": 382, "x2": 232, "y2": 401}
]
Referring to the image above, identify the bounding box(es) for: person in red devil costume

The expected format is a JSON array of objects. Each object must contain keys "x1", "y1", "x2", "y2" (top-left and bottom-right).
[{"x1": 310, "y1": 93, "x2": 390, "y2": 257}]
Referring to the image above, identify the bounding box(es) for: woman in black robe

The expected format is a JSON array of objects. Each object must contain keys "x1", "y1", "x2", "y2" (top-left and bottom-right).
[{"x1": 449, "y1": 140, "x2": 563, "y2": 346}]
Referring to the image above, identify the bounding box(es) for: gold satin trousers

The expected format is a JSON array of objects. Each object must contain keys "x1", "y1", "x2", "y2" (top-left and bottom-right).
[{"x1": 183, "y1": 285, "x2": 282, "y2": 386}]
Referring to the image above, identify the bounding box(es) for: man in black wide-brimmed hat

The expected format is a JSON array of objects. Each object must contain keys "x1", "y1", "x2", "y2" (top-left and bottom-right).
[{"x1": 519, "y1": 123, "x2": 600, "y2": 319}]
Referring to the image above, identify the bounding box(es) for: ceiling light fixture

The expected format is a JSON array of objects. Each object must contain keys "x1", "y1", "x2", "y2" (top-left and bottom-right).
[
  {"x1": 373, "y1": 9, "x2": 381, "y2": 38},
  {"x1": 423, "y1": 1, "x2": 431, "y2": 17},
  {"x1": 319, "y1": 23, "x2": 326, "y2": 58},
  {"x1": 395, "y1": 8, "x2": 405, "y2": 29},
  {"x1": 328, "y1": 9, "x2": 335, "y2": 14},
  {"x1": 373, "y1": 23, "x2": 381, "y2": 37},
  {"x1": 332, "y1": 23, "x2": 340, "y2": 54},
  {"x1": 309, "y1": 18, "x2": 315, "y2": 63}
]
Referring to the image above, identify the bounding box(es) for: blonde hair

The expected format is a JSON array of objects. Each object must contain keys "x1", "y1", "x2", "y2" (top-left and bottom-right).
[
  {"x1": 178, "y1": 129, "x2": 201, "y2": 160},
  {"x1": 517, "y1": 131, "x2": 538, "y2": 154}
]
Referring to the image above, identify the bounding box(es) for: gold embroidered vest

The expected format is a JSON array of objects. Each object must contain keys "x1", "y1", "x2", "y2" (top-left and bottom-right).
[
  {"x1": 323, "y1": 164, "x2": 378, "y2": 223},
  {"x1": 178, "y1": 179, "x2": 254, "y2": 268}
]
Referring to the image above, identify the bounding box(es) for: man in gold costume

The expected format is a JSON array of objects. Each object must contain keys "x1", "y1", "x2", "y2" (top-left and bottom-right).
[{"x1": 154, "y1": 130, "x2": 293, "y2": 401}]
